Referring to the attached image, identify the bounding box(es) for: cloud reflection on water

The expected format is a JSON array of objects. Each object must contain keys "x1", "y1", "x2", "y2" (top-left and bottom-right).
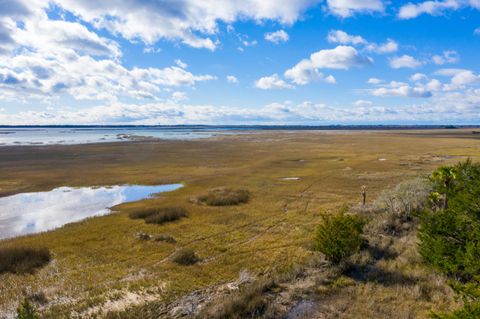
[{"x1": 0, "y1": 184, "x2": 182, "y2": 240}]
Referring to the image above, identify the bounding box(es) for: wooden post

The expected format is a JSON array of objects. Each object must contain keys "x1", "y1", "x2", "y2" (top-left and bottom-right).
[{"x1": 361, "y1": 185, "x2": 367, "y2": 206}]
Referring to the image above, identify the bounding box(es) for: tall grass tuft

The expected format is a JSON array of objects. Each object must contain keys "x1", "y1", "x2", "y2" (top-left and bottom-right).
[
  {"x1": 172, "y1": 248, "x2": 199, "y2": 265},
  {"x1": 128, "y1": 207, "x2": 159, "y2": 220},
  {"x1": 152, "y1": 234, "x2": 176, "y2": 243},
  {"x1": 129, "y1": 207, "x2": 187, "y2": 225},
  {"x1": 198, "y1": 278, "x2": 279, "y2": 319},
  {"x1": 198, "y1": 188, "x2": 250, "y2": 206},
  {"x1": 0, "y1": 247, "x2": 51, "y2": 274}
]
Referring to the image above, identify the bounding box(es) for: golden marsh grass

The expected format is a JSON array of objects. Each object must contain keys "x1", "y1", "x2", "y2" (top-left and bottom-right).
[{"x1": 0, "y1": 129, "x2": 479, "y2": 317}]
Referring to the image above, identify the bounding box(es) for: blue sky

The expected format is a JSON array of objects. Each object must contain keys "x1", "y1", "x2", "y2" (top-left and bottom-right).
[{"x1": 0, "y1": 0, "x2": 479, "y2": 125}]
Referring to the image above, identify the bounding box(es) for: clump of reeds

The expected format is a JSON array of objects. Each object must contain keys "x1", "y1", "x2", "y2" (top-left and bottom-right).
[
  {"x1": 129, "y1": 207, "x2": 187, "y2": 225},
  {"x1": 172, "y1": 248, "x2": 200, "y2": 265},
  {"x1": 0, "y1": 246, "x2": 51, "y2": 274},
  {"x1": 197, "y1": 188, "x2": 250, "y2": 206}
]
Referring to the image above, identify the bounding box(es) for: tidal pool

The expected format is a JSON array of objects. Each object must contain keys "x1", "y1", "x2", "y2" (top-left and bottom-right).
[{"x1": 0, "y1": 184, "x2": 183, "y2": 240}]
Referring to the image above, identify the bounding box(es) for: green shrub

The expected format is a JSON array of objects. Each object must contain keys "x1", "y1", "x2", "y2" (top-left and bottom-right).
[
  {"x1": 418, "y1": 209, "x2": 480, "y2": 280},
  {"x1": 172, "y1": 249, "x2": 199, "y2": 265},
  {"x1": 432, "y1": 302, "x2": 480, "y2": 319},
  {"x1": 0, "y1": 247, "x2": 51, "y2": 274},
  {"x1": 418, "y1": 160, "x2": 480, "y2": 318},
  {"x1": 314, "y1": 213, "x2": 364, "y2": 264},
  {"x1": 198, "y1": 188, "x2": 250, "y2": 206},
  {"x1": 419, "y1": 160, "x2": 480, "y2": 280},
  {"x1": 16, "y1": 298, "x2": 40, "y2": 319}
]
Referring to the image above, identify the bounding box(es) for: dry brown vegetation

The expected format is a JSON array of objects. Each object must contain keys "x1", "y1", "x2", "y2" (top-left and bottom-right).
[
  {"x1": 195, "y1": 179, "x2": 459, "y2": 319},
  {"x1": 0, "y1": 129, "x2": 479, "y2": 317},
  {"x1": 197, "y1": 278, "x2": 280, "y2": 319}
]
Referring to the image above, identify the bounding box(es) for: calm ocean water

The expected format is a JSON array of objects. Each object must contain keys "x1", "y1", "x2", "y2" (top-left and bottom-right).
[
  {"x1": 0, "y1": 126, "x2": 237, "y2": 146},
  {"x1": 0, "y1": 183, "x2": 183, "y2": 239},
  {"x1": 0, "y1": 125, "x2": 467, "y2": 146}
]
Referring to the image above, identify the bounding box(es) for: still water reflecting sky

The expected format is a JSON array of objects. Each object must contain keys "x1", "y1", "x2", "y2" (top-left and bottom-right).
[
  {"x1": 0, "y1": 184, "x2": 182, "y2": 240},
  {"x1": 0, "y1": 127, "x2": 227, "y2": 146}
]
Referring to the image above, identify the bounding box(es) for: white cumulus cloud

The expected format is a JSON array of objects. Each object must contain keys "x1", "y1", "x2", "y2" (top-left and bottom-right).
[
  {"x1": 450, "y1": 70, "x2": 479, "y2": 86},
  {"x1": 327, "y1": 30, "x2": 367, "y2": 45},
  {"x1": 368, "y1": 78, "x2": 383, "y2": 84},
  {"x1": 49, "y1": 0, "x2": 320, "y2": 50},
  {"x1": 372, "y1": 84, "x2": 432, "y2": 98},
  {"x1": 432, "y1": 50, "x2": 459, "y2": 65},
  {"x1": 398, "y1": 0, "x2": 480, "y2": 19},
  {"x1": 0, "y1": 49, "x2": 216, "y2": 102},
  {"x1": 410, "y1": 73, "x2": 428, "y2": 82},
  {"x1": 265, "y1": 30, "x2": 289, "y2": 44},
  {"x1": 309, "y1": 45, "x2": 373, "y2": 69},
  {"x1": 327, "y1": 30, "x2": 398, "y2": 54},
  {"x1": 174, "y1": 59, "x2": 188, "y2": 69},
  {"x1": 284, "y1": 60, "x2": 324, "y2": 85},
  {"x1": 435, "y1": 68, "x2": 480, "y2": 88},
  {"x1": 171, "y1": 91, "x2": 189, "y2": 102},
  {"x1": 255, "y1": 74, "x2": 294, "y2": 89},
  {"x1": 283, "y1": 45, "x2": 371, "y2": 85},
  {"x1": 365, "y1": 39, "x2": 399, "y2": 54},
  {"x1": 5, "y1": 93, "x2": 480, "y2": 125},
  {"x1": 326, "y1": 0, "x2": 385, "y2": 17},
  {"x1": 227, "y1": 75, "x2": 239, "y2": 83},
  {"x1": 0, "y1": 0, "x2": 220, "y2": 103},
  {"x1": 389, "y1": 55, "x2": 423, "y2": 69},
  {"x1": 353, "y1": 99, "x2": 373, "y2": 106}
]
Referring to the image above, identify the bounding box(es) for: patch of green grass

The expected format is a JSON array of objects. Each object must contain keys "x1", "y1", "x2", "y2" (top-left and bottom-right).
[
  {"x1": 16, "y1": 298, "x2": 40, "y2": 319},
  {"x1": 198, "y1": 188, "x2": 250, "y2": 206},
  {"x1": 0, "y1": 247, "x2": 51, "y2": 274}
]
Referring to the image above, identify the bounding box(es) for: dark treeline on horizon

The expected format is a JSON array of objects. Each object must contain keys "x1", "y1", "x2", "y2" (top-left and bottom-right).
[{"x1": 0, "y1": 124, "x2": 477, "y2": 130}]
